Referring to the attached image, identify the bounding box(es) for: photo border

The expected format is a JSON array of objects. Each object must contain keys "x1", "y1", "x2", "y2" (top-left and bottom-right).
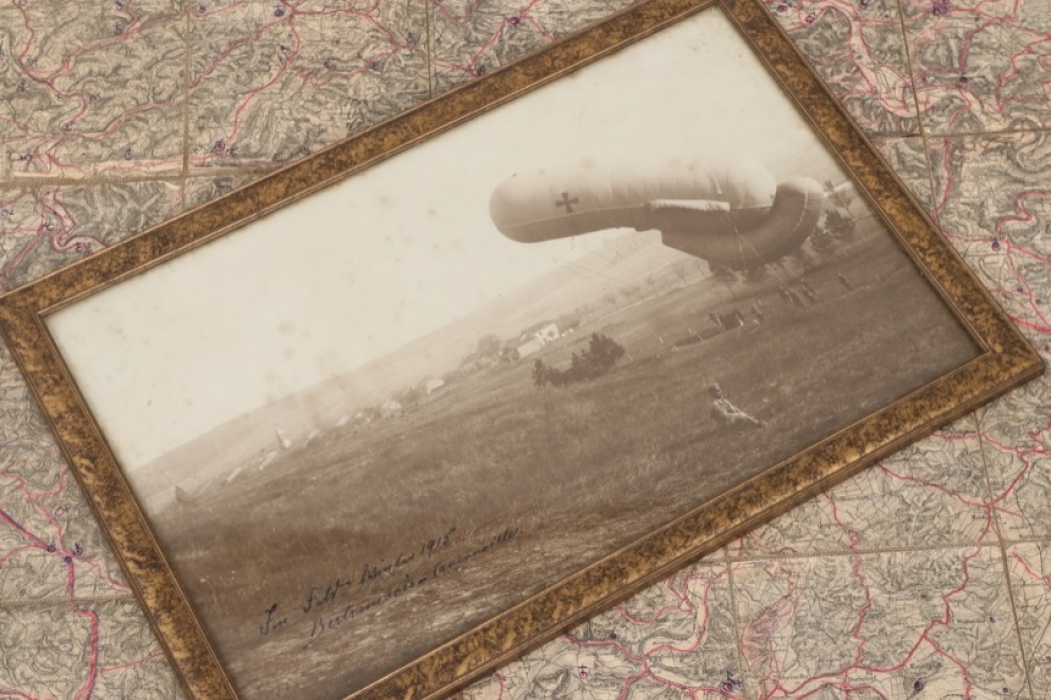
[{"x1": 0, "y1": 0, "x2": 1041, "y2": 698}]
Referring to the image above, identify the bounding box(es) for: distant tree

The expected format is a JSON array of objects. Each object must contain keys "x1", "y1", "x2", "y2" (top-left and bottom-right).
[
  {"x1": 400, "y1": 384, "x2": 425, "y2": 409},
  {"x1": 568, "y1": 351, "x2": 587, "y2": 382},
  {"x1": 744, "y1": 265, "x2": 769, "y2": 286},
  {"x1": 532, "y1": 333, "x2": 626, "y2": 389},
  {"x1": 622, "y1": 284, "x2": 643, "y2": 304},
  {"x1": 477, "y1": 334, "x2": 502, "y2": 357},
  {"x1": 825, "y1": 179, "x2": 854, "y2": 215},
  {"x1": 825, "y1": 209, "x2": 856, "y2": 240},
  {"x1": 810, "y1": 223, "x2": 837, "y2": 258},
  {"x1": 584, "y1": 332, "x2": 625, "y2": 374},
  {"x1": 532, "y1": 359, "x2": 549, "y2": 388},
  {"x1": 604, "y1": 291, "x2": 620, "y2": 311},
  {"x1": 710, "y1": 264, "x2": 738, "y2": 297},
  {"x1": 556, "y1": 311, "x2": 582, "y2": 332}
]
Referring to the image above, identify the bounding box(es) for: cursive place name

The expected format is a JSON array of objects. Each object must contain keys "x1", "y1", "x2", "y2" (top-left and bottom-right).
[
  {"x1": 303, "y1": 527, "x2": 519, "y2": 649},
  {"x1": 259, "y1": 527, "x2": 457, "y2": 635}
]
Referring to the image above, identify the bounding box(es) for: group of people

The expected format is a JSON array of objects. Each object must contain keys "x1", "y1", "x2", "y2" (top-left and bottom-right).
[
  {"x1": 778, "y1": 278, "x2": 816, "y2": 308},
  {"x1": 703, "y1": 270, "x2": 859, "y2": 432},
  {"x1": 776, "y1": 271, "x2": 857, "y2": 308}
]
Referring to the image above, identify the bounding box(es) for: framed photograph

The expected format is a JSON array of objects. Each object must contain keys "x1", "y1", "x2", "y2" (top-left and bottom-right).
[{"x1": 0, "y1": 0, "x2": 1041, "y2": 698}]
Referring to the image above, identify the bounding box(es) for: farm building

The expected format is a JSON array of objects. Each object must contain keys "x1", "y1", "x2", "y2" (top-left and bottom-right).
[{"x1": 380, "y1": 399, "x2": 403, "y2": 418}]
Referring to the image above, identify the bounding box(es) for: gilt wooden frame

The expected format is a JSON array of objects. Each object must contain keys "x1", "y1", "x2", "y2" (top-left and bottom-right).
[{"x1": 0, "y1": 0, "x2": 1041, "y2": 698}]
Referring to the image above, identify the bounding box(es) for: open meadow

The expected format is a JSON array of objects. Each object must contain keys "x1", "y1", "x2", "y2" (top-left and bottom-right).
[{"x1": 153, "y1": 220, "x2": 979, "y2": 700}]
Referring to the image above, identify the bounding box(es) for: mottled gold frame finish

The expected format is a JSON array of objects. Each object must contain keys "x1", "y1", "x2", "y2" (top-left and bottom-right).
[{"x1": 0, "y1": 0, "x2": 1041, "y2": 698}]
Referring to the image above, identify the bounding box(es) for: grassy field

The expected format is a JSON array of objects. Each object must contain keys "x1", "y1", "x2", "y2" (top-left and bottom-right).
[{"x1": 153, "y1": 222, "x2": 978, "y2": 700}]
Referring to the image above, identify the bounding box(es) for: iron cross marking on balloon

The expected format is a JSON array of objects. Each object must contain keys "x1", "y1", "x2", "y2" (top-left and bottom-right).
[{"x1": 555, "y1": 191, "x2": 579, "y2": 213}]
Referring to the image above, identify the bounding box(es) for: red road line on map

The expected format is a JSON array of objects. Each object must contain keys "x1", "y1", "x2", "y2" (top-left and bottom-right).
[
  {"x1": 291, "y1": 4, "x2": 407, "y2": 86},
  {"x1": 826, "y1": 492, "x2": 878, "y2": 694},
  {"x1": 641, "y1": 620, "x2": 705, "y2": 656},
  {"x1": 521, "y1": 0, "x2": 552, "y2": 42},
  {"x1": 932, "y1": 138, "x2": 957, "y2": 219},
  {"x1": 0, "y1": 509, "x2": 49, "y2": 549},
  {"x1": 189, "y1": 18, "x2": 289, "y2": 89},
  {"x1": 741, "y1": 526, "x2": 986, "y2": 699},
  {"x1": 0, "y1": 467, "x2": 128, "y2": 592},
  {"x1": 465, "y1": 23, "x2": 507, "y2": 69},
  {"x1": 1006, "y1": 314, "x2": 1051, "y2": 335},
  {"x1": 0, "y1": 230, "x2": 46, "y2": 291},
  {"x1": 984, "y1": 450, "x2": 1038, "y2": 509},
  {"x1": 98, "y1": 649, "x2": 166, "y2": 674},
  {"x1": 0, "y1": 689, "x2": 40, "y2": 700},
  {"x1": 771, "y1": 543, "x2": 979, "y2": 698},
  {"x1": 568, "y1": 636, "x2": 645, "y2": 663},
  {"x1": 795, "y1": 2, "x2": 912, "y2": 112},
  {"x1": 77, "y1": 560, "x2": 131, "y2": 593},
  {"x1": 72, "y1": 605, "x2": 100, "y2": 700},
  {"x1": 792, "y1": 681, "x2": 892, "y2": 700},
  {"x1": 1009, "y1": 548, "x2": 1049, "y2": 582},
  {"x1": 739, "y1": 564, "x2": 801, "y2": 695},
  {"x1": 12, "y1": 9, "x2": 182, "y2": 93},
  {"x1": 614, "y1": 592, "x2": 693, "y2": 625},
  {"x1": 996, "y1": 191, "x2": 1051, "y2": 239},
  {"x1": 996, "y1": 36, "x2": 1051, "y2": 103},
  {"x1": 1010, "y1": 240, "x2": 1051, "y2": 267},
  {"x1": 1000, "y1": 256, "x2": 1051, "y2": 334},
  {"x1": 11, "y1": 2, "x2": 37, "y2": 65},
  {"x1": 566, "y1": 568, "x2": 728, "y2": 691},
  {"x1": 614, "y1": 603, "x2": 685, "y2": 626},
  {"x1": 226, "y1": 27, "x2": 302, "y2": 147},
  {"x1": 978, "y1": 427, "x2": 1048, "y2": 455},
  {"x1": 924, "y1": 548, "x2": 979, "y2": 695},
  {"x1": 877, "y1": 463, "x2": 997, "y2": 511},
  {"x1": 191, "y1": 5, "x2": 409, "y2": 162},
  {"x1": 432, "y1": 0, "x2": 483, "y2": 25},
  {"x1": 0, "y1": 545, "x2": 37, "y2": 567},
  {"x1": 431, "y1": 0, "x2": 548, "y2": 77}
]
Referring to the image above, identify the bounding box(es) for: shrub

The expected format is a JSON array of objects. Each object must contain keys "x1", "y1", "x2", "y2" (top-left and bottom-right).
[{"x1": 532, "y1": 333, "x2": 625, "y2": 389}]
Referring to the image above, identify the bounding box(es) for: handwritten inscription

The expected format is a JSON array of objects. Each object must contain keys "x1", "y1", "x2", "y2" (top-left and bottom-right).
[
  {"x1": 302, "y1": 577, "x2": 352, "y2": 615},
  {"x1": 255, "y1": 526, "x2": 520, "y2": 648},
  {"x1": 305, "y1": 527, "x2": 518, "y2": 648},
  {"x1": 259, "y1": 603, "x2": 288, "y2": 635}
]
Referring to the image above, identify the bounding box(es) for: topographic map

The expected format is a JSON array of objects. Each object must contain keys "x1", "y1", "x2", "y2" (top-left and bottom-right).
[{"x1": 1, "y1": 0, "x2": 1051, "y2": 699}]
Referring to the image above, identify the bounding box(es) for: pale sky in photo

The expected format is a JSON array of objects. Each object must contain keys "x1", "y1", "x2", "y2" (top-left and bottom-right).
[{"x1": 47, "y1": 8, "x2": 848, "y2": 469}]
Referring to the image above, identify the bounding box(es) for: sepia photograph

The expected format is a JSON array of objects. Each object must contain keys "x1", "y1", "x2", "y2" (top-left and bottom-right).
[{"x1": 40, "y1": 7, "x2": 983, "y2": 700}]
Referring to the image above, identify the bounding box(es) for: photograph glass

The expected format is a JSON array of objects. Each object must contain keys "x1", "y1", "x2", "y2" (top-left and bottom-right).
[{"x1": 45, "y1": 7, "x2": 979, "y2": 700}]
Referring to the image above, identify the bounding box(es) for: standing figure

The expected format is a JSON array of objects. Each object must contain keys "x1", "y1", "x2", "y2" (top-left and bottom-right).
[
  {"x1": 751, "y1": 300, "x2": 765, "y2": 324},
  {"x1": 837, "y1": 272, "x2": 855, "y2": 291},
  {"x1": 799, "y1": 277, "x2": 816, "y2": 300},
  {"x1": 709, "y1": 383, "x2": 765, "y2": 428}
]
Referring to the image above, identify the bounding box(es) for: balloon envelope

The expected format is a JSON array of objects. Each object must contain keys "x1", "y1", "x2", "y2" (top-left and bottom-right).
[{"x1": 489, "y1": 159, "x2": 825, "y2": 270}]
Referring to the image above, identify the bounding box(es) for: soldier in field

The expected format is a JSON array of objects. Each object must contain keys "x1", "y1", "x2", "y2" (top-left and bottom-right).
[{"x1": 709, "y1": 383, "x2": 765, "y2": 429}]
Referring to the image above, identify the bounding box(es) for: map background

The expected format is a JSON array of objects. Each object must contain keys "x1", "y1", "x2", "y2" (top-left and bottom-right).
[{"x1": 1, "y1": 0, "x2": 1050, "y2": 699}]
